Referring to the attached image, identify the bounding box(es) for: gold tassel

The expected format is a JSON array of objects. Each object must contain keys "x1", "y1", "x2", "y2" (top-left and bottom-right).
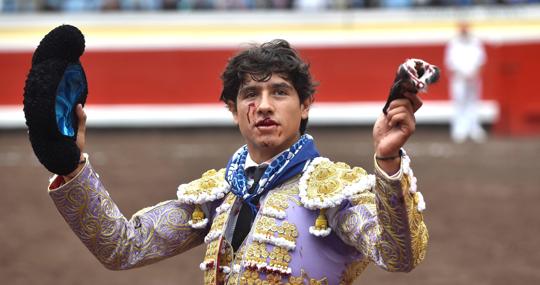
[
  {"x1": 192, "y1": 204, "x2": 205, "y2": 222},
  {"x1": 314, "y1": 208, "x2": 328, "y2": 230}
]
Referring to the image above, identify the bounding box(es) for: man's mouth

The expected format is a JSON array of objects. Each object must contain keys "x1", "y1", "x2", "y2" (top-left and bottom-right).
[{"x1": 255, "y1": 118, "x2": 278, "y2": 128}]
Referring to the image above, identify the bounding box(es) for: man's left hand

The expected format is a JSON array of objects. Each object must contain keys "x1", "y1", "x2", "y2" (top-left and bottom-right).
[{"x1": 373, "y1": 92, "x2": 422, "y2": 174}]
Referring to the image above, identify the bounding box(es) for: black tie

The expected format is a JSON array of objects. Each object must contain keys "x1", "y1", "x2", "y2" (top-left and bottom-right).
[
  {"x1": 231, "y1": 164, "x2": 268, "y2": 251},
  {"x1": 248, "y1": 164, "x2": 267, "y2": 194}
]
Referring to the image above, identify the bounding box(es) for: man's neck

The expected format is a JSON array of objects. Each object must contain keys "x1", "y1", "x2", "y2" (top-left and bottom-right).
[{"x1": 246, "y1": 149, "x2": 283, "y2": 166}]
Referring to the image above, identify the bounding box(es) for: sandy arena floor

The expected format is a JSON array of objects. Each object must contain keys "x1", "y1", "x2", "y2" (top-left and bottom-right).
[{"x1": 1, "y1": 126, "x2": 539, "y2": 285}]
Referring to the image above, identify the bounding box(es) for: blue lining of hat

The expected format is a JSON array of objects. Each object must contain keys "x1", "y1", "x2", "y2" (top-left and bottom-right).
[{"x1": 55, "y1": 64, "x2": 85, "y2": 137}]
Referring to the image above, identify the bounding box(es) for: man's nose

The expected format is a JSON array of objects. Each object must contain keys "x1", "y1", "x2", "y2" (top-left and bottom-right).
[{"x1": 257, "y1": 92, "x2": 273, "y2": 113}]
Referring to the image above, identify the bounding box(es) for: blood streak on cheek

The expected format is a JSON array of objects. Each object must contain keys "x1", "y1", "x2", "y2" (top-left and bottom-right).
[{"x1": 247, "y1": 103, "x2": 256, "y2": 124}]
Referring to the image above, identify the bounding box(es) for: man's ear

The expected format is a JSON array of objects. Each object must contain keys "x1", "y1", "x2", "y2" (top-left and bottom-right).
[
  {"x1": 226, "y1": 100, "x2": 238, "y2": 124},
  {"x1": 301, "y1": 97, "x2": 312, "y2": 120}
]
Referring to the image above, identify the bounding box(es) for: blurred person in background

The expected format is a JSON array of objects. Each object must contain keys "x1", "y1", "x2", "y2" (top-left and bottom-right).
[
  {"x1": 293, "y1": 0, "x2": 328, "y2": 10},
  {"x1": 29, "y1": 30, "x2": 429, "y2": 283},
  {"x1": 445, "y1": 22, "x2": 487, "y2": 143}
]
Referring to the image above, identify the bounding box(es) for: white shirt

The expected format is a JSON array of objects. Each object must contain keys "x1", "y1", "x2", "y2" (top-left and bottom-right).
[{"x1": 445, "y1": 35, "x2": 486, "y2": 78}]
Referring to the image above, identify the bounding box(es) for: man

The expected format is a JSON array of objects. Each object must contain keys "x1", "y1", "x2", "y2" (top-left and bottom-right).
[
  {"x1": 42, "y1": 39, "x2": 428, "y2": 284},
  {"x1": 445, "y1": 22, "x2": 487, "y2": 143}
]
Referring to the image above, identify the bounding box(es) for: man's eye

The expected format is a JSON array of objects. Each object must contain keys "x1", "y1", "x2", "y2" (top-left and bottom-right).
[
  {"x1": 275, "y1": 90, "x2": 288, "y2": 96},
  {"x1": 242, "y1": 91, "x2": 257, "y2": 98}
]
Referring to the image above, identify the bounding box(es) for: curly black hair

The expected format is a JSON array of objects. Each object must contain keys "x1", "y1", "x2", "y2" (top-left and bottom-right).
[{"x1": 219, "y1": 39, "x2": 317, "y2": 134}]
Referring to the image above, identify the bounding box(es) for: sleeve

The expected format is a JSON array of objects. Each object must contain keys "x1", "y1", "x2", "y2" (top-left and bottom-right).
[
  {"x1": 48, "y1": 156, "x2": 207, "y2": 270},
  {"x1": 332, "y1": 153, "x2": 428, "y2": 272}
]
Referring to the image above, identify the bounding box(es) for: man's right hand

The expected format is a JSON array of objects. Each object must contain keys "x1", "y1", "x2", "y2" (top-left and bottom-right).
[{"x1": 63, "y1": 104, "x2": 87, "y2": 181}]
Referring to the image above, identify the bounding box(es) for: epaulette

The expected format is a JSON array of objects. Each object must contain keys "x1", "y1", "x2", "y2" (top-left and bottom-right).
[
  {"x1": 299, "y1": 157, "x2": 375, "y2": 237},
  {"x1": 177, "y1": 168, "x2": 229, "y2": 229}
]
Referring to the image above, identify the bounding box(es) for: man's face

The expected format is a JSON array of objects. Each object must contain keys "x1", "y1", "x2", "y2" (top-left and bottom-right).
[{"x1": 229, "y1": 73, "x2": 310, "y2": 163}]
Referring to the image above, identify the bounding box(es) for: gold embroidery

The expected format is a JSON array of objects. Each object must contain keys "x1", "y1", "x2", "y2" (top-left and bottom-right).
[
  {"x1": 227, "y1": 243, "x2": 248, "y2": 284},
  {"x1": 261, "y1": 186, "x2": 302, "y2": 220},
  {"x1": 302, "y1": 160, "x2": 369, "y2": 209},
  {"x1": 340, "y1": 166, "x2": 367, "y2": 184},
  {"x1": 204, "y1": 269, "x2": 216, "y2": 285},
  {"x1": 183, "y1": 169, "x2": 226, "y2": 195},
  {"x1": 238, "y1": 268, "x2": 330, "y2": 285},
  {"x1": 339, "y1": 260, "x2": 369, "y2": 285},
  {"x1": 244, "y1": 241, "x2": 269, "y2": 267},
  {"x1": 284, "y1": 269, "x2": 328, "y2": 285},
  {"x1": 240, "y1": 269, "x2": 261, "y2": 285},
  {"x1": 255, "y1": 217, "x2": 298, "y2": 247},
  {"x1": 275, "y1": 186, "x2": 302, "y2": 206},
  {"x1": 224, "y1": 191, "x2": 237, "y2": 205},
  {"x1": 204, "y1": 240, "x2": 220, "y2": 262},
  {"x1": 246, "y1": 216, "x2": 298, "y2": 275},
  {"x1": 228, "y1": 272, "x2": 239, "y2": 284},
  {"x1": 286, "y1": 274, "x2": 303, "y2": 285},
  {"x1": 217, "y1": 240, "x2": 234, "y2": 285},
  {"x1": 256, "y1": 216, "x2": 277, "y2": 234},
  {"x1": 403, "y1": 175, "x2": 429, "y2": 267},
  {"x1": 278, "y1": 222, "x2": 298, "y2": 241},
  {"x1": 209, "y1": 212, "x2": 227, "y2": 233},
  {"x1": 306, "y1": 161, "x2": 341, "y2": 200},
  {"x1": 264, "y1": 195, "x2": 289, "y2": 212},
  {"x1": 203, "y1": 194, "x2": 238, "y2": 285},
  {"x1": 202, "y1": 239, "x2": 220, "y2": 285},
  {"x1": 349, "y1": 191, "x2": 376, "y2": 207},
  {"x1": 306, "y1": 161, "x2": 342, "y2": 199},
  {"x1": 268, "y1": 246, "x2": 292, "y2": 272},
  {"x1": 49, "y1": 165, "x2": 204, "y2": 270},
  {"x1": 266, "y1": 273, "x2": 284, "y2": 284}
]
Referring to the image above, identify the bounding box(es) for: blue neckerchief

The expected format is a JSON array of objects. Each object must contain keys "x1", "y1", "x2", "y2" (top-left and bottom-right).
[{"x1": 225, "y1": 134, "x2": 320, "y2": 214}]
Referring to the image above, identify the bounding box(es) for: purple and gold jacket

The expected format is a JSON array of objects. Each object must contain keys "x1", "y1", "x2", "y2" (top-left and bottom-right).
[{"x1": 48, "y1": 152, "x2": 428, "y2": 285}]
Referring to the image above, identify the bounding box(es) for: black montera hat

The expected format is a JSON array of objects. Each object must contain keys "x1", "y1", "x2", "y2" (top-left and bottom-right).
[{"x1": 23, "y1": 25, "x2": 88, "y2": 175}]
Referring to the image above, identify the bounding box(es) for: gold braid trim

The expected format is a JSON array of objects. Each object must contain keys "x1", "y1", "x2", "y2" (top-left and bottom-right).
[{"x1": 403, "y1": 174, "x2": 429, "y2": 267}]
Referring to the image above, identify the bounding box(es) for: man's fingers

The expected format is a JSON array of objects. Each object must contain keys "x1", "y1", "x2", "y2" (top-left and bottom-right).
[
  {"x1": 385, "y1": 102, "x2": 416, "y2": 132},
  {"x1": 388, "y1": 112, "x2": 416, "y2": 133},
  {"x1": 403, "y1": 92, "x2": 423, "y2": 112},
  {"x1": 76, "y1": 104, "x2": 87, "y2": 132},
  {"x1": 386, "y1": 98, "x2": 414, "y2": 115},
  {"x1": 75, "y1": 104, "x2": 87, "y2": 153}
]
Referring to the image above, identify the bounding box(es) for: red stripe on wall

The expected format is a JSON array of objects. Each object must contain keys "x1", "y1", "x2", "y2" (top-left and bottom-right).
[
  {"x1": 2, "y1": 45, "x2": 456, "y2": 105},
  {"x1": 3, "y1": 43, "x2": 540, "y2": 134}
]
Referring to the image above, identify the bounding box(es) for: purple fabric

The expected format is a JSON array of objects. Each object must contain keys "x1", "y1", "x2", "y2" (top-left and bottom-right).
[{"x1": 49, "y1": 161, "x2": 208, "y2": 269}]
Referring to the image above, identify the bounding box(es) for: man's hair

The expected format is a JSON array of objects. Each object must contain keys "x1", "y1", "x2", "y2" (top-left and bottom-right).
[{"x1": 219, "y1": 39, "x2": 316, "y2": 134}]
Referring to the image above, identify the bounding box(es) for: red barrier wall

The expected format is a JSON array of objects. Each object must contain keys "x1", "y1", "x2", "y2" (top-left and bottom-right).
[{"x1": 1, "y1": 42, "x2": 538, "y2": 134}]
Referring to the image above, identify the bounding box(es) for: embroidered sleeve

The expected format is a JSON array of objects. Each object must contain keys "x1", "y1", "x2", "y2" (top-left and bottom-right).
[
  {"x1": 333, "y1": 151, "x2": 428, "y2": 272},
  {"x1": 48, "y1": 158, "x2": 206, "y2": 270}
]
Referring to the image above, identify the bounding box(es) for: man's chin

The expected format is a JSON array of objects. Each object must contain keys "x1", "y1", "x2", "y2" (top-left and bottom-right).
[{"x1": 256, "y1": 137, "x2": 279, "y2": 149}]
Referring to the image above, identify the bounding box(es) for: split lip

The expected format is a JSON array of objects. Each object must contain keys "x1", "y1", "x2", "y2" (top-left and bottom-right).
[{"x1": 255, "y1": 118, "x2": 278, "y2": 127}]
